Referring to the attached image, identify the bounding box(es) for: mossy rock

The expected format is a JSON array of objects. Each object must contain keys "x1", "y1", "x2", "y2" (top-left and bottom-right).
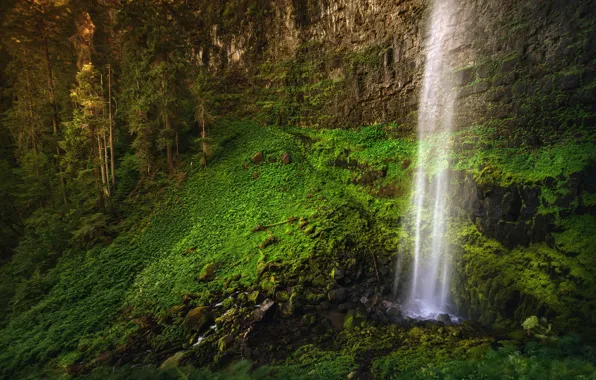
[
  {"x1": 289, "y1": 292, "x2": 304, "y2": 315},
  {"x1": 160, "y1": 351, "x2": 185, "y2": 369},
  {"x1": 184, "y1": 307, "x2": 214, "y2": 332},
  {"x1": 218, "y1": 334, "x2": 235, "y2": 352},
  {"x1": 275, "y1": 290, "x2": 290, "y2": 302},
  {"x1": 260, "y1": 278, "x2": 278, "y2": 295},
  {"x1": 311, "y1": 274, "x2": 326, "y2": 287},
  {"x1": 247, "y1": 290, "x2": 262, "y2": 305},
  {"x1": 343, "y1": 310, "x2": 366, "y2": 330},
  {"x1": 199, "y1": 263, "x2": 217, "y2": 282},
  {"x1": 222, "y1": 297, "x2": 235, "y2": 309},
  {"x1": 305, "y1": 291, "x2": 326, "y2": 305}
]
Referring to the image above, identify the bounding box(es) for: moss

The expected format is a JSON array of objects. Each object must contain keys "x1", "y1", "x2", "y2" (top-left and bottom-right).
[
  {"x1": 199, "y1": 263, "x2": 217, "y2": 282},
  {"x1": 454, "y1": 220, "x2": 596, "y2": 332},
  {"x1": 342, "y1": 310, "x2": 366, "y2": 330},
  {"x1": 270, "y1": 345, "x2": 357, "y2": 379}
]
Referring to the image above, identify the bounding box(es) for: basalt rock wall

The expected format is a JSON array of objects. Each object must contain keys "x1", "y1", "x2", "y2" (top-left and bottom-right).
[
  {"x1": 202, "y1": 0, "x2": 596, "y2": 132},
  {"x1": 195, "y1": 0, "x2": 596, "y2": 332}
]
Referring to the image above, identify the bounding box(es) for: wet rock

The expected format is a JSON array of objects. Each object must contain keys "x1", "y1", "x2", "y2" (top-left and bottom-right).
[
  {"x1": 386, "y1": 306, "x2": 401, "y2": 318},
  {"x1": 184, "y1": 307, "x2": 214, "y2": 332},
  {"x1": 328, "y1": 288, "x2": 348, "y2": 303},
  {"x1": 401, "y1": 159, "x2": 411, "y2": 169},
  {"x1": 254, "y1": 299, "x2": 276, "y2": 322},
  {"x1": 281, "y1": 152, "x2": 292, "y2": 164},
  {"x1": 252, "y1": 151, "x2": 264, "y2": 164},
  {"x1": 454, "y1": 67, "x2": 474, "y2": 86},
  {"x1": 437, "y1": 313, "x2": 451, "y2": 324}
]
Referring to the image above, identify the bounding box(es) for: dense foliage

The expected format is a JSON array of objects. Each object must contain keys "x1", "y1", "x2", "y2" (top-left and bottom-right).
[{"x1": 0, "y1": 0, "x2": 595, "y2": 379}]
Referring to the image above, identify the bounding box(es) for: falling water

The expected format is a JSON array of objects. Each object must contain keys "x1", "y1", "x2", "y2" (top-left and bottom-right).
[{"x1": 403, "y1": 0, "x2": 458, "y2": 319}]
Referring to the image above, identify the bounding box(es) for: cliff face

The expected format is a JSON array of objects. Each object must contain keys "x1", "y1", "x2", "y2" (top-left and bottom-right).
[
  {"x1": 200, "y1": 0, "x2": 595, "y2": 131},
  {"x1": 188, "y1": 0, "x2": 596, "y2": 330}
]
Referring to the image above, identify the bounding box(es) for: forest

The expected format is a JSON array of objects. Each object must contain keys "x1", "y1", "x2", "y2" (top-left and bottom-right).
[{"x1": 0, "y1": 0, "x2": 595, "y2": 379}]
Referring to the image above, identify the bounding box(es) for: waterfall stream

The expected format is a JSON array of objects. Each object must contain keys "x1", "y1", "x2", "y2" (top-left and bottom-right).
[{"x1": 402, "y1": 0, "x2": 458, "y2": 320}]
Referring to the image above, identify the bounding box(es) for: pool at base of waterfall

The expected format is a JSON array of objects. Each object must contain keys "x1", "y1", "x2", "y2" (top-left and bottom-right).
[{"x1": 401, "y1": 298, "x2": 462, "y2": 324}]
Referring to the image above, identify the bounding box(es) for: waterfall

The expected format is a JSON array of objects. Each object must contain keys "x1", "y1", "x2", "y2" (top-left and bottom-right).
[{"x1": 403, "y1": 0, "x2": 458, "y2": 319}]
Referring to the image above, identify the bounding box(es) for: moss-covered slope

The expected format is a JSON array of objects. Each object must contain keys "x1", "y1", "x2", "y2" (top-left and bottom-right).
[{"x1": 0, "y1": 120, "x2": 594, "y2": 379}]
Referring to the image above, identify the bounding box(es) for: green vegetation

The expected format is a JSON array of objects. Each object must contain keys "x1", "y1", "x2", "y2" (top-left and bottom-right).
[
  {"x1": 0, "y1": 0, "x2": 595, "y2": 379},
  {"x1": 0, "y1": 117, "x2": 593, "y2": 378}
]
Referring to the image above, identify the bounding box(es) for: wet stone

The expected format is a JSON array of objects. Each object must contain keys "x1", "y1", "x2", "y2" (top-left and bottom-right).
[
  {"x1": 437, "y1": 313, "x2": 451, "y2": 324},
  {"x1": 454, "y1": 67, "x2": 474, "y2": 86}
]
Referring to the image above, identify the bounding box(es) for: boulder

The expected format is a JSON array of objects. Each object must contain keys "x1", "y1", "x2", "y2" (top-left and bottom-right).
[
  {"x1": 344, "y1": 309, "x2": 366, "y2": 330},
  {"x1": 218, "y1": 334, "x2": 235, "y2": 352},
  {"x1": 275, "y1": 290, "x2": 290, "y2": 302},
  {"x1": 254, "y1": 299, "x2": 276, "y2": 322},
  {"x1": 437, "y1": 313, "x2": 451, "y2": 324},
  {"x1": 184, "y1": 307, "x2": 214, "y2": 332},
  {"x1": 281, "y1": 152, "x2": 292, "y2": 164},
  {"x1": 252, "y1": 151, "x2": 264, "y2": 164},
  {"x1": 199, "y1": 263, "x2": 217, "y2": 282},
  {"x1": 328, "y1": 288, "x2": 348, "y2": 303},
  {"x1": 387, "y1": 306, "x2": 401, "y2": 318},
  {"x1": 160, "y1": 351, "x2": 185, "y2": 369},
  {"x1": 288, "y1": 292, "x2": 304, "y2": 315},
  {"x1": 331, "y1": 268, "x2": 344, "y2": 281},
  {"x1": 312, "y1": 274, "x2": 326, "y2": 287},
  {"x1": 454, "y1": 67, "x2": 474, "y2": 86},
  {"x1": 247, "y1": 290, "x2": 263, "y2": 305}
]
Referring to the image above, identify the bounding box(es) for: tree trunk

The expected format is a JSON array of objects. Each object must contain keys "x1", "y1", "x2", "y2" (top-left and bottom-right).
[
  {"x1": 98, "y1": 135, "x2": 107, "y2": 189},
  {"x1": 200, "y1": 100, "x2": 208, "y2": 168},
  {"x1": 165, "y1": 114, "x2": 174, "y2": 173},
  {"x1": 43, "y1": 37, "x2": 58, "y2": 135},
  {"x1": 103, "y1": 132, "x2": 110, "y2": 197},
  {"x1": 108, "y1": 65, "x2": 115, "y2": 187},
  {"x1": 92, "y1": 127, "x2": 105, "y2": 214},
  {"x1": 100, "y1": 73, "x2": 110, "y2": 197},
  {"x1": 175, "y1": 127, "x2": 180, "y2": 157},
  {"x1": 43, "y1": 37, "x2": 68, "y2": 205}
]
